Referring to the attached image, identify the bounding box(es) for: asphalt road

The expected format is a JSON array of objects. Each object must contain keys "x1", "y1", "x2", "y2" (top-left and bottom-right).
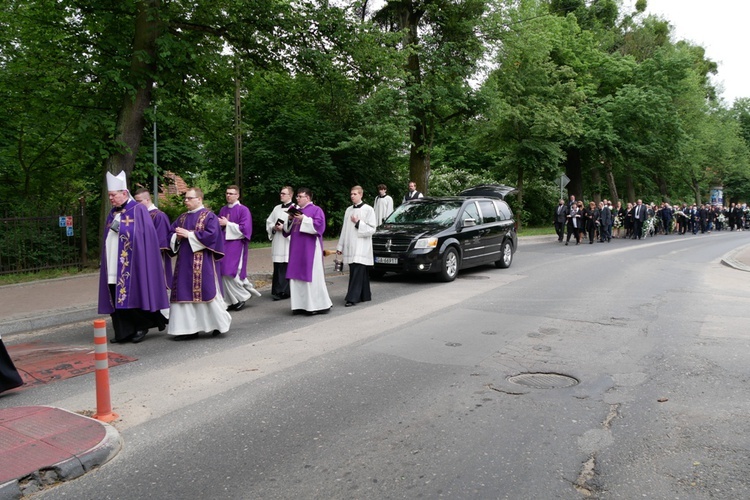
[{"x1": 6, "y1": 232, "x2": 750, "y2": 499}]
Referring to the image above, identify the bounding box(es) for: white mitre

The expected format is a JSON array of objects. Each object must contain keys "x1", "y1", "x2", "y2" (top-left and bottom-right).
[{"x1": 106, "y1": 171, "x2": 128, "y2": 192}]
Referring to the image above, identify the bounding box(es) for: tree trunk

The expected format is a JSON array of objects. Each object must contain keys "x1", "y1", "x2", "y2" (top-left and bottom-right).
[
  {"x1": 400, "y1": 1, "x2": 429, "y2": 194},
  {"x1": 591, "y1": 166, "x2": 602, "y2": 204},
  {"x1": 656, "y1": 174, "x2": 669, "y2": 202},
  {"x1": 409, "y1": 122, "x2": 429, "y2": 194},
  {"x1": 99, "y1": 0, "x2": 160, "y2": 245},
  {"x1": 516, "y1": 164, "x2": 524, "y2": 232},
  {"x1": 564, "y1": 147, "x2": 582, "y2": 201},
  {"x1": 603, "y1": 159, "x2": 619, "y2": 206},
  {"x1": 691, "y1": 177, "x2": 702, "y2": 205},
  {"x1": 626, "y1": 175, "x2": 635, "y2": 204}
]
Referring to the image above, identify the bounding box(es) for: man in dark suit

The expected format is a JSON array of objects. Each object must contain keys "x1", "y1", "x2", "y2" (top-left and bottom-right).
[
  {"x1": 661, "y1": 203, "x2": 673, "y2": 235},
  {"x1": 632, "y1": 199, "x2": 647, "y2": 239},
  {"x1": 690, "y1": 204, "x2": 700, "y2": 234},
  {"x1": 554, "y1": 199, "x2": 568, "y2": 242},
  {"x1": 599, "y1": 201, "x2": 612, "y2": 242}
]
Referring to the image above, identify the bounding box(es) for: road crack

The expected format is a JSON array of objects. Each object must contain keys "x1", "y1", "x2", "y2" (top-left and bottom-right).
[{"x1": 574, "y1": 403, "x2": 620, "y2": 496}]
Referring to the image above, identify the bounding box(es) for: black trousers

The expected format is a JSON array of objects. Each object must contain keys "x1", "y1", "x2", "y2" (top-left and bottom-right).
[
  {"x1": 554, "y1": 221, "x2": 565, "y2": 240},
  {"x1": 345, "y1": 263, "x2": 372, "y2": 304},
  {"x1": 633, "y1": 220, "x2": 644, "y2": 238},
  {"x1": 108, "y1": 285, "x2": 167, "y2": 341},
  {"x1": 0, "y1": 339, "x2": 23, "y2": 393},
  {"x1": 566, "y1": 224, "x2": 580, "y2": 243},
  {"x1": 272, "y1": 262, "x2": 290, "y2": 298}
]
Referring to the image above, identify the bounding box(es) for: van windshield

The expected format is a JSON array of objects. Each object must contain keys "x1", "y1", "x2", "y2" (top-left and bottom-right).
[{"x1": 384, "y1": 201, "x2": 463, "y2": 226}]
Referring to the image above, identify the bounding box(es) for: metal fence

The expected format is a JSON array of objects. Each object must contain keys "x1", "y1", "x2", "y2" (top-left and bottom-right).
[{"x1": 0, "y1": 209, "x2": 88, "y2": 275}]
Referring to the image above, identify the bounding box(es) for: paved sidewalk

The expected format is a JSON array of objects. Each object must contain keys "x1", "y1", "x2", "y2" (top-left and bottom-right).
[
  {"x1": 0, "y1": 406, "x2": 121, "y2": 499},
  {"x1": 0, "y1": 244, "x2": 337, "y2": 337},
  {"x1": 0, "y1": 236, "x2": 749, "y2": 497}
]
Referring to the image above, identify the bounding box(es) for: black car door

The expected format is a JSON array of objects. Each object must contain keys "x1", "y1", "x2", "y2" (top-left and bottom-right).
[
  {"x1": 477, "y1": 199, "x2": 504, "y2": 263},
  {"x1": 457, "y1": 201, "x2": 486, "y2": 266}
]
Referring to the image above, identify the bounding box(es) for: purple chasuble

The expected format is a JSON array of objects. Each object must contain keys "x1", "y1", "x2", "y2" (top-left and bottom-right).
[
  {"x1": 170, "y1": 208, "x2": 224, "y2": 303},
  {"x1": 285, "y1": 203, "x2": 326, "y2": 282},
  {"x1": 219, "y1": 202, "x2": 253, "y2": 279},
  {"x1": 149, "y1": 208, "x2": 173, "y2": 288},
  {"x1": 98, "y1": 199, "x2": 170, "y2": 314}
]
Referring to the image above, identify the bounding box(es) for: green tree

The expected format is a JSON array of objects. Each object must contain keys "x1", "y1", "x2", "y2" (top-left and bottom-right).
[{"x1": 372, "y1": 0, "x2": 489, "y2": 194}]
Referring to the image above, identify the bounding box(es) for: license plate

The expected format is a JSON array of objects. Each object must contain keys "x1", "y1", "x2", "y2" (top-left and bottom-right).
[{"x1": 375, "y1": 257, "x2": 398, "y2": 265}]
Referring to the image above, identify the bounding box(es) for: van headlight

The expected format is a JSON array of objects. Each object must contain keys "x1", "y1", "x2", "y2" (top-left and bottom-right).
[{"x1": 414, "y1": 237, "x2": 438, "y2": 249}]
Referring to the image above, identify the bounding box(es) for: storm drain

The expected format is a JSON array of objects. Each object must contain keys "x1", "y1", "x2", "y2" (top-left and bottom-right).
[{"x1": 508, "y1": 372, "x2": 579, "y2": 389}]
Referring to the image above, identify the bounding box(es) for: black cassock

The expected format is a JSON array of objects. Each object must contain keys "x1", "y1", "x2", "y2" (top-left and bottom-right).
[
  {"x1": 0, "y1": 338, "x2": 23, "y2": 393},
  {"x1": 345, "y1": 263, "x2": 372, "y2": 304}
]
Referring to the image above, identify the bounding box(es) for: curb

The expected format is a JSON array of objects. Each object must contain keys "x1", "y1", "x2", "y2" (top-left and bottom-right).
[
  {"x1": 0, "y1": 305, "x2": 99, "y2": 337},
  {"x1": 0, "y1": 273, "x2": 273, "y2": 337},
  {"x1": 0, "y1": 407, "x2": 123, "y2": 499},
  {"x1": 721, "y1": 246, "x2": 750, "y2": 272}
]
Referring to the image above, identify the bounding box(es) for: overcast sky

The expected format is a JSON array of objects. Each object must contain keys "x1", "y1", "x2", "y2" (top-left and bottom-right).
[{"x1": 637, "y1": 0, "x2": 748, "y2": 105}]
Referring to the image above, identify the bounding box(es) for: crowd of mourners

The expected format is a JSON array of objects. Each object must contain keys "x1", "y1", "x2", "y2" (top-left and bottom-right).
[{"x1": 554, "y1": 195, "x2": 748, "y2": 245}]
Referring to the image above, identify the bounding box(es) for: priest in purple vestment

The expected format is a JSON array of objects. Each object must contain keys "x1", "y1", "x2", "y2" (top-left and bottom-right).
[
  {"x1": 98, "y1": 171, "x2": 170, "y2": 344},
  {"x1": 218, "y1": 185, "x2": 261, "y2": 311},
  {"x1": 284, "y1": 187, "x2": 332, "y2": 315},
  {"x1": 134, "y1": 188, "x2": 173, "y2": 293},
  {"x1": 168, "y1": 188, "x2": 232, "y2": 340}
]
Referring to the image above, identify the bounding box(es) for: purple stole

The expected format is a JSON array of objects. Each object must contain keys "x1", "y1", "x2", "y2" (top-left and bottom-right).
[
  {"x1": 218, "y1": 203, "x2": 253, "y2": 279},
  {"x1": 170, "y1": 209, "x2": 224, "y2": 303},
  {"x1": 285, "y1": 203, "x2": 326, "y2": 282},
  {"x1": 149, "y1": 208, "x2": 173, "y2": 288}
]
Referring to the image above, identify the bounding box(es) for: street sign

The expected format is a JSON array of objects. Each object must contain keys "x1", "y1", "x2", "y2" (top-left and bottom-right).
[{"x1": 559, "y1": 174, "x2": 570, "y2": 199}]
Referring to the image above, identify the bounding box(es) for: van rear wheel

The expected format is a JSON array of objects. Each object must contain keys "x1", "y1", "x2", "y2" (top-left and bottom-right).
[{"x1": 495, "y1": 240, "x2": 512, "y2": 269}]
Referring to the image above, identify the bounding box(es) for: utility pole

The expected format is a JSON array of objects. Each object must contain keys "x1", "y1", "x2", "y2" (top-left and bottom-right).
[
  {"x1": 234, "y1": 69, "x2": 243, "y2": 193},
  {"x1": 153, "y1": 104, "x2": 158, "y2": 207}
]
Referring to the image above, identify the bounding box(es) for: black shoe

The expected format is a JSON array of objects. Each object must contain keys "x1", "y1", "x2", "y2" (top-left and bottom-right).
[
  {"x1": 565, "y1": 241, "x2": 568, "y2": 246},
  {"x1": 233, "y1": 301, "x2": 245, "y2": 311},
  {"x1": 211, "y1": 330, "x2": 222, "y2": 337},
  {"x1": 345, "y1": 301, "x2": 355, "y2": 307},
  {"x1": 131, "y1": 330, "x2": 148, "y2": 344},
  {"x1": 110, "y1": 335, "x2": 133, "y2": 344},
  {"x1": 174, "y1": 333, "x2": 199, "y2": 341},
  {"x1": 226, "y1": 303, "x2": 237, "y2": 311},
  {"x1": 271, "y1": 294, "x2": 281, "y2": 301}
]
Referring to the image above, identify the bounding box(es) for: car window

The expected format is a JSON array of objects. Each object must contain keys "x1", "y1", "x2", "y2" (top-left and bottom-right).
[
  {"x1": 479, "y1": 200, "x2": 497, "y2": 223},
  {"x1": 494, "y1": 200, "x2": 513, "y2": 221},
  {"x1": 385, "y1": 201, "x2": 463, "y2": 226},
  {"x1": 462, "y1": 202, "x2": 482, "y2": 224}
]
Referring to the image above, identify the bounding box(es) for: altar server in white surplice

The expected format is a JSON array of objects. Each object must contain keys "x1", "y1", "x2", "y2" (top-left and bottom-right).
[
  {"x1": 265, "y1": 185, "x2": 294, "y2": 300},
  {"x1": 373, "y1": 183, "x2": 394, "y2": 226},
  {"x1": 336, "y1": 185, "x2": 377, "y2": 307}
]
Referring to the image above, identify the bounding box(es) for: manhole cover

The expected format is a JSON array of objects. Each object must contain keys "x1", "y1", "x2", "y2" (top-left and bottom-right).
[{"x1": 507, "y1": 373, "x2": 579, "y2": 389}]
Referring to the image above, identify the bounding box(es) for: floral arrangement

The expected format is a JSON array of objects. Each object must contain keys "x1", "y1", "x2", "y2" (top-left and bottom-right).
[{"x1": 643, "y1": 217, "x2": 656, "y2": 238}]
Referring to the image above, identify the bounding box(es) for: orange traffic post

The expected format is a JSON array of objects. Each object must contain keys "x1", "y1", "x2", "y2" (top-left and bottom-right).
[{"x1": 92, "y1": 319, "x2": 119, "y2": 422}]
